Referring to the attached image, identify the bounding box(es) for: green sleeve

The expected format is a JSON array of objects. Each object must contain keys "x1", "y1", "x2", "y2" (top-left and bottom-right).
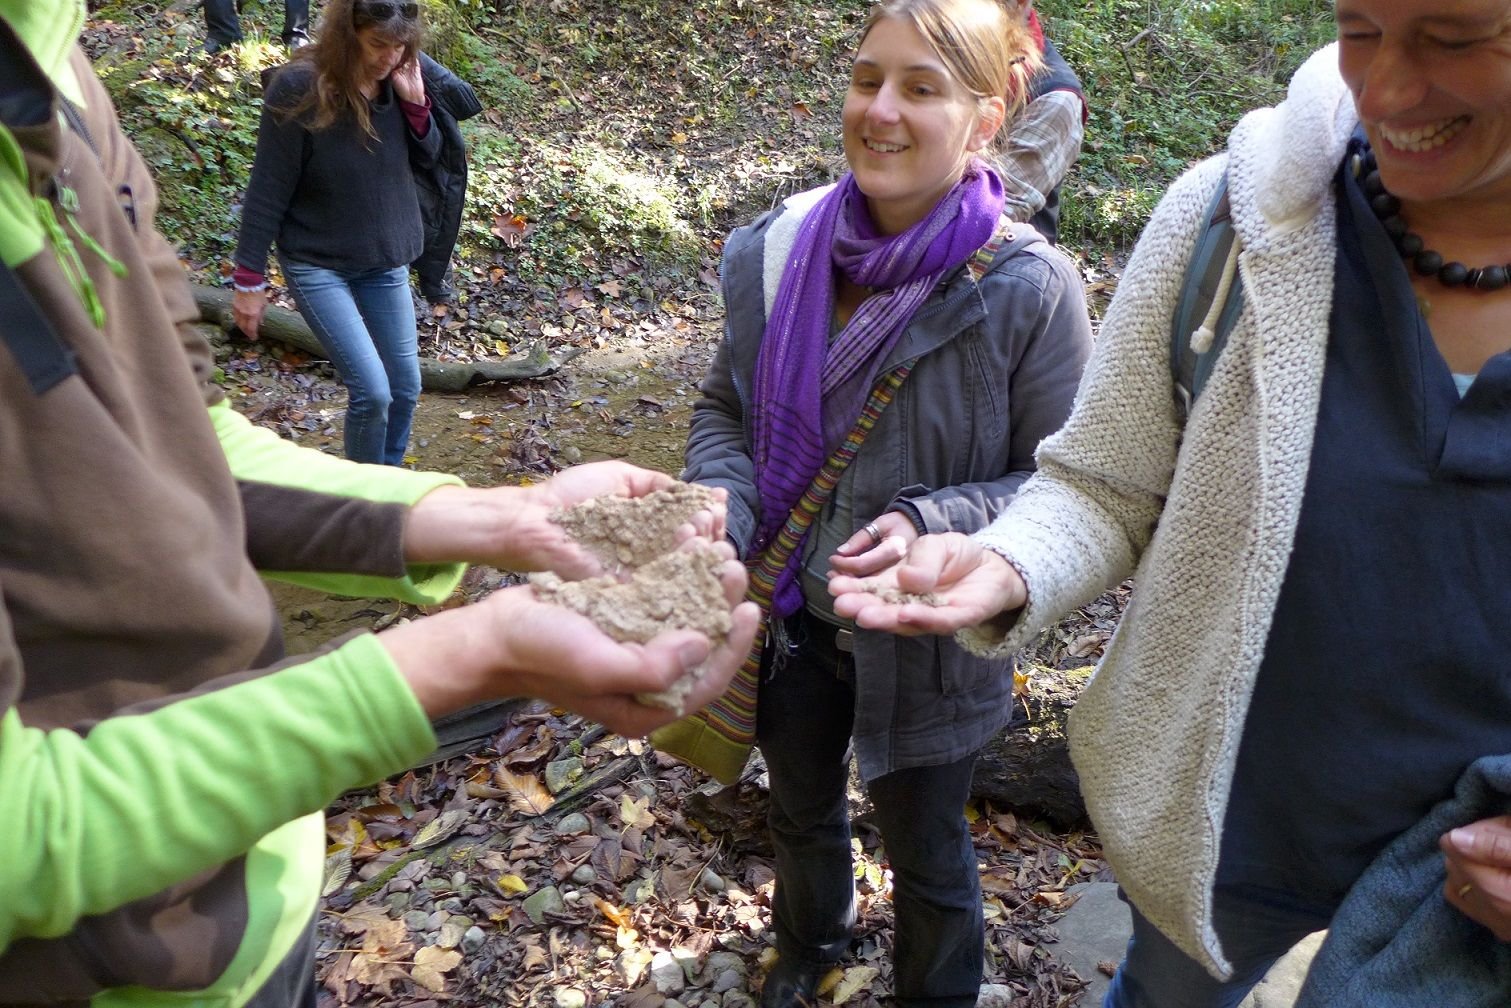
[
  {"x1": 0, "y1": 633, "x2": 435, "y2": 949},
  {"x1": 210, "y1": 401, "x2": 467, "y2": 603}
]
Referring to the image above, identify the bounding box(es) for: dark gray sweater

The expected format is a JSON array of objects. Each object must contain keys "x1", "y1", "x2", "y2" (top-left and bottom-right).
[{"x1": 235, "y1": 62, "x2": 440, "y2": 275}]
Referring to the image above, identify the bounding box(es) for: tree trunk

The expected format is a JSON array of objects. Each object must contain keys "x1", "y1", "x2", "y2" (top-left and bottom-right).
[
  {"x1": 191, "y1": 284, "x2": 585, "y2": 392},
  {"x1": 970, "y1": 663, "x2": 1092, "y2": 829}
]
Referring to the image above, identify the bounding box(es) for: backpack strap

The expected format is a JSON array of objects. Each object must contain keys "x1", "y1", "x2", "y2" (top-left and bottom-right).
[
  {"x1": 1170, "y1": 172, "x2": 1244, "y2": 420},
  {"x1": 0, "y1": 259, "x2": 78, "y2": 394}
]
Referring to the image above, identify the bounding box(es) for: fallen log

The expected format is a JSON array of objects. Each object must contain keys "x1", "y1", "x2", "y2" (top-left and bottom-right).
[
  {"x1": 970, "y1": 662, "x2": 1092, "y2": 829},
  {"x1": 191, "y1": 283, "x2": 585, "y2": 392}
]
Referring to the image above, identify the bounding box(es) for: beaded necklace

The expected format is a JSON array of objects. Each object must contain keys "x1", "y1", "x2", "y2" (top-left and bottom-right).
[{"x1": 1359, "y1": 145, "x2": 1511, "y2": 292}]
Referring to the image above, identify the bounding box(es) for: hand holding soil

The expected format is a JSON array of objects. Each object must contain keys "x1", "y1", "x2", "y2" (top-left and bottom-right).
[{"x1": 531, "y1": 481, "x2": 747, "y2": 715}]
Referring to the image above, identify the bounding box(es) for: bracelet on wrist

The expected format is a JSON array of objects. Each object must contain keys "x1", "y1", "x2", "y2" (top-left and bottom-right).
[{"x1": 233, "y1": 280, "x2": 268, "y2": 293}]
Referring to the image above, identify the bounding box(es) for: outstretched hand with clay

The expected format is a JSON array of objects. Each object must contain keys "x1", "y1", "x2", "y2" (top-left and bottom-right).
[{"x1": 829, "y1": 531, "x2": 1027, "y2": 637}]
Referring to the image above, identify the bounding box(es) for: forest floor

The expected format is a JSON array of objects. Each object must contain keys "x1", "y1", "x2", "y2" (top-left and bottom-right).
[{"x1": 222, "y1": 292, "x2": 1118, "y2": 1008}]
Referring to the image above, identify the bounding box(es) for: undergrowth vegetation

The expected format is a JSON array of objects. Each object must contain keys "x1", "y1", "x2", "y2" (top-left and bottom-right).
[{"x1": 87, "y1": 0, "x2": 1335, "y2": 293}]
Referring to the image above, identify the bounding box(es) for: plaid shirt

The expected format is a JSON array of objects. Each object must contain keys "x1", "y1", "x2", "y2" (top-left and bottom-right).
[{"x1": 995, "y1": 89, "x2": 1084, "y2": 226}]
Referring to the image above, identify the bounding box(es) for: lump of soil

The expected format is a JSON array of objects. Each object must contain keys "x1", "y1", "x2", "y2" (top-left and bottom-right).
[
  {"x1": 549, "y1": 482, "x2": 719, "y2": 571},
  {"x1": 862, "y1": 584, "x2": 943, "y2": 607},
  {"x1": 530, "y1": 547, "x2": 732, "y2": 715}
]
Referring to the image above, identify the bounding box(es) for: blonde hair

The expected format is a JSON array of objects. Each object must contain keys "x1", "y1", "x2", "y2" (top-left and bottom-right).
[{"x1": 860, "y1": 0, "x2": 1042, "y2": 147}]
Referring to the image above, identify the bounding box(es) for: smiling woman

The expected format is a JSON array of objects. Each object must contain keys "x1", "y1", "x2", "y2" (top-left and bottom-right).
[
  {"x1": 660, "y1": 0, "x2": 1095, "y2": 1004},
  {"x1": 823, "y1": 1, "x2": 1511, "y2": 1004}
]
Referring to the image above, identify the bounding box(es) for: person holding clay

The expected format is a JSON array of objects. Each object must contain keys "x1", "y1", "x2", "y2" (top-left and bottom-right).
[{"x1": 677, "y1": 0, "x2": 1093, "y2": 1002}]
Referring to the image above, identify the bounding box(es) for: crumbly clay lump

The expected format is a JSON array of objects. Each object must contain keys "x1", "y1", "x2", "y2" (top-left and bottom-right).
[{"x1": 530, "y1": 482, "x2": 730, "y2": 714}]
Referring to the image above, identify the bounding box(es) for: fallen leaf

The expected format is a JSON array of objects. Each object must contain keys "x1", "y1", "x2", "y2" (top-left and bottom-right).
[
  {"x1": 411, "y1": 945, "x2": 462, "y2": 993},
  {"x1": 411, "y1": 809, "x2": 468, "y2": 849},
  {"x1": 830, "y1": 964, "x2": 878, "y2": 1004},
  {"x1": 619, "y1": 794, "x2": 655, "y2": 831},
  {"x1": 495, "y1": 766, "x2": 555, "y2": 816},
  {"x1": 497, "y1": 873, "x2": 529, "y2": 894},
  {"x1": 595, "y1": 898, "x2": 632, "y2": 927}
]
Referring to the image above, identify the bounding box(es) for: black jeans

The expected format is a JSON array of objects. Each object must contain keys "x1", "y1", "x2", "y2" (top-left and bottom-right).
[
  {"x1": 756, "y1": 610, "x2": 984, "y2": 1007},
  {"x1": 204, "y1": 0, "x2": 310, "y2": 46}
]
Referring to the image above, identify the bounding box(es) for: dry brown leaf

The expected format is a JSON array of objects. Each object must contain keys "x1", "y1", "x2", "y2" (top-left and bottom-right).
[
  {"x1": 495, "y1": 766, "x2": 555, "y2": 815},
  {"x1": 830, "y1": 964, "x2": 878, "y2": 1004},
  {"x1": 595, "y1": 898, "x2": 632, "y2": 928},
  {"x1": 411, "y1": 946, "x2": 463, "y2": 993},
  {"x1": 412, "y1": 809, "x2": 468, "y2": 849},
  {"x1": 619, "y1": 794, "x2": 655, "y2": 830}
]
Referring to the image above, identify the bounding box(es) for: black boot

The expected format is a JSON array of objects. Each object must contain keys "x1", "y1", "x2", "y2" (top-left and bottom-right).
[{"x1": 760, "y1": 957, "x2": 825, "y2": 1008}]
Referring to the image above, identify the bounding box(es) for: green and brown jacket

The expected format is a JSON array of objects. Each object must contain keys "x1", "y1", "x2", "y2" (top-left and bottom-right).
[{"x1": 0, "y1": 4, "x2": 468, "y2": 1003}]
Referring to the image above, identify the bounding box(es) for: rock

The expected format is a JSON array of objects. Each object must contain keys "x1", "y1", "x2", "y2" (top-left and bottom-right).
[
  {"x1": 437, "y1": 915, "x2": 471, "y2": 948},
  {"x1": 709, "y1": 968, "x2": 742, "y2": 993},
  {"x1": 523, "y1": 886, "x2": 566, "y2": 924},
  {"x1": 1052, "y1": 882, "x2": 1127, "y2": 1007},
  {"x1": 720, "y1": 994, "x2": 757, "y2": 1008},
  {"x1": 977, "y1": 983, "x2": 1015, "y2": 1007},
  {"x1": 1050, "y1": 880, "x2": 1323, "y2": 1007},
  {"x1": 572, "y1": 864, "x2": 598, "y2": 885},
  {"x1": 556, "y1": 812, "x2": 591, "y2": 836},
  {"x1": 701, "y1": 951, "x2": 747, "y2": 980},
  {"x1": 553, "y1": 987, "x2": 588, "y2": 1008},
  {"x1": 971, "y1": 663, "x2": 1092, "y2": 828},
  {"x1": 546, "y1": 757, "x2": 586, "y2": 794},
  {"x1": 651, "y1": 950, "x2": 688, "y2": 995},
  {"x1": 700, "y1": 868, "x2": 727, "y2": 893},
  {"x1": 461, "y1": 925, "x2": 487, "y2": 955},
  {"x1": 403, "y1": 909, "x2": 431, "y2": 932},
  {"x1": 625, "y1": 875, "x2": 656, "y2": 904}
]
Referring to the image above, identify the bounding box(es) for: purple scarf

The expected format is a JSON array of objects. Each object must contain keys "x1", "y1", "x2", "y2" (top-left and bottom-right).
[{"x1": 751, "y1": 163, "x2": 1005, "y2": 618}]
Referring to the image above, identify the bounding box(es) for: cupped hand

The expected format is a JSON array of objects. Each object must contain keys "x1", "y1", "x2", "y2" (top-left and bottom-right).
[
  {"x1": 1441, "y1": 815, "x2": 1511, "y2": 941},
  {"x1": 405, "y1": 462, "x2": 704, "y2": 580},
  {"x1": 826, "y1": 510, "x2": 918, "y2": 579},
  {"x1": 388, "y1": 544, "x2": 758, "y2": 737},
  {"x1": 232, "y1": 288, "x2": 269, "y2": 340},
  {"x1": 828, "y1": 531, "x2": 1027, "y2": 636}
]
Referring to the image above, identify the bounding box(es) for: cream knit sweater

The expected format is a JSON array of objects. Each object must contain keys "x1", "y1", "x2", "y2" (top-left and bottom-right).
[{"x1": 960, "y1": 44, "x2": 1360, "y2": 977}]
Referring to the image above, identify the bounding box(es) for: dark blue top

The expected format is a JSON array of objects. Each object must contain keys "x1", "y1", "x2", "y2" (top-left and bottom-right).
[
  {"x1": 1218, "y1": 135, "x2": 1511, "y2": 907},
  {"x1": 234, "y1": 63, "x2": 441, "y2": 276}
]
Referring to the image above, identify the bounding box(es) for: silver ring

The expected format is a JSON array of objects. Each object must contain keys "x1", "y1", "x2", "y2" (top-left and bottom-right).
[{"x1": 864, "y1": 522, "x2": 883, "y2": 545}]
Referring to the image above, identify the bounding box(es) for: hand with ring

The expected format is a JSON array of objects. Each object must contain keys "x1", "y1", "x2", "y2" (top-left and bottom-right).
[
  {"x1": 1440, "y1": 814, "x2": 1511, "y2": 941},
  {"x1": 827, "y1": 510, "x2": 918, "y2": 579}
]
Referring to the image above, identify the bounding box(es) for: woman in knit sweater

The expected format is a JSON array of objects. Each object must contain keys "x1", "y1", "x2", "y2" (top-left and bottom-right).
[
  {"x1": 833, "y1": 1, "x2": 1511, "y2": 1005},
  {"x1": 232, "y1": 0, "x2": 437, "y2": 465}
]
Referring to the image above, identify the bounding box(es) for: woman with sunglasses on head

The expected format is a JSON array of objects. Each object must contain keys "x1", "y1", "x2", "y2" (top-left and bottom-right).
[
  {"x1": 672, "y1": 0, "x2": 1093, "y2": 1003},
  {"x1": 232, "y1": 0, "x2": 433, "y2": 466}
]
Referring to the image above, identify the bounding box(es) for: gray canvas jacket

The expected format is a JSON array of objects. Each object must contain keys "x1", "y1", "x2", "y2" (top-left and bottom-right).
[{"x1": 684, "y1": 186, "x2": 1093, "y2": 781}]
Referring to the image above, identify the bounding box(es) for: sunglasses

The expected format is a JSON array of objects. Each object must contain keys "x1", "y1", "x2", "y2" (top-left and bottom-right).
[{"x1": 353, "y1": 1, "x2": 419, "y2": 22}]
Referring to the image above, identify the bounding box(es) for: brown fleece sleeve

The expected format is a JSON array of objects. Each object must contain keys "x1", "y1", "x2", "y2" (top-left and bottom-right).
[{"x1": 239, "y1": 480, "x2": 410, "y2": 576}]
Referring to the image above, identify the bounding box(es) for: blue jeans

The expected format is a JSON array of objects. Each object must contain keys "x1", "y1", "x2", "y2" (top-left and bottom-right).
[
  {"x1": 756, "y1": 610, "x2": 984, "y2": 1007},
  {"x1": 282, "y1": 260, "x2": 420, "y2": 465},
  {"x1": 1103, "y1": 885, "x2": 1333, "y2": 1008}
]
